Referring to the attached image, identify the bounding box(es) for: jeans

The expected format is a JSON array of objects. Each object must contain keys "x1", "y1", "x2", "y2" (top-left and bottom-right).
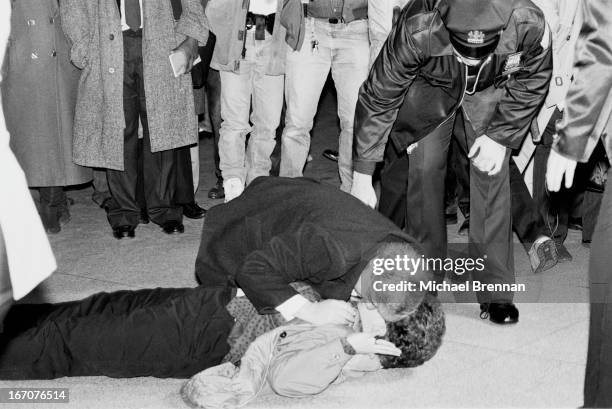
[
  {"x1": 280, "y1": 18, "x2": 370, "y2": 192},
  {"x1": 218, "y1": 30, "x2": 284, "y2": 185}
]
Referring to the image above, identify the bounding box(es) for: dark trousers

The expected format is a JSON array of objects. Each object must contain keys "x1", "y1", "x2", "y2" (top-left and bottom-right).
[
  {"x1": 381, "y1": 109, "x2": 514, "y2": 303},
  {"x1": 585, "y1": 167, "x2": 612, "y2": 407},
  {"x1": 174, "y1": 145, "x2": 196, "y2": 206},
  {"x1": 207, "y1": 69, "x2": 222, "y2": 181},
  {"x1": 445, "y1": 138, "x2": 470, "y2": 218},
  {"x1": 533, "y1": 109, "x2": 570, "y2": 244},
  {"x1": 0, "y1": 287, "x2": 234, "y2": 379},
  {"x1": 106, "y1": 30, "x2": 182, "y2": 228}
]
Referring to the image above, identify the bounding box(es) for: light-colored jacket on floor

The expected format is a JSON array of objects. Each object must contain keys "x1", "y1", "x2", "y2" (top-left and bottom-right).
[
  {"x1": 60, "y1": 0, "x2": 208, "y2": 170},
  {"x1": 206, "y1": 0, "x2": 305, "y2": 75},
  {"x1": 182, "y1": 323, "x2": 380, "y2": 409}
]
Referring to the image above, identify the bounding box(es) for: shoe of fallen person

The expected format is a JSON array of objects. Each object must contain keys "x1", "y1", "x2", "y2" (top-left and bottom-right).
[
  {"x1": 480, "y1": 302, "x2": 519, "y2": 324},
  {"x1": 445, "y1": 212, "x2": 458, "y2": 225},
  {"x1": 528, "y1": 236, "x2": 558, "y2": 274},
  {"x1": 322, "y1": 149, "x2": 339, "y2": 162}
]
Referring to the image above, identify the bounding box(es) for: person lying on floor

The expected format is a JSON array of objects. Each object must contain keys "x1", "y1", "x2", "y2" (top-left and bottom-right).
[
  {"x1": 196, "y1": 176, "x2": 432, "y2": 326},
  {"x1": 0, "y1": 276, "x2": 428, "y2": 380},
  {"x1": 182, "y1": 294, "x2": 445, "y2": 409}
]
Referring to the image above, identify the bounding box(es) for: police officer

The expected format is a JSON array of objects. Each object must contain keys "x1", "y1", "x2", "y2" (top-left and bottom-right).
[{"x1": 351, "y1": 0, "x2": 552, "y2": 324}]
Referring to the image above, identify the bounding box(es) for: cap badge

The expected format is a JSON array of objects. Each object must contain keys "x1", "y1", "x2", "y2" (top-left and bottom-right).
[{"x1": 467, "y1": 30, "x2": 485, "y2": 44}]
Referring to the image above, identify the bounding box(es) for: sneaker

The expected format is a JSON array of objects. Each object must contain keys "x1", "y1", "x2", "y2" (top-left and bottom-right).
[
  {"x1": 528, "y1": 236, "x2": 558, "y2": 274},
  {"x1": 223, "y1": 178, "x2": 244, "y2": 203}
]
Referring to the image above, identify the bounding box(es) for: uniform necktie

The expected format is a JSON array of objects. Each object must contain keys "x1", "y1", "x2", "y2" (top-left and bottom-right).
[{"x1": 125, "y1": 0, "x2": 141, "y2": 31}]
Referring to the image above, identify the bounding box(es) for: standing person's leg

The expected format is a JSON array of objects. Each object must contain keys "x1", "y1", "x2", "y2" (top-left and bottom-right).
[
  {"x1": 404, "y1": 118, "x2": 454, "y2": 265},
  {"x1": 38, "y1": 186, "x2": 66, "y2": 234},
  {"x1": 330, "y1": 20, "x2": 370, "y2": 192},
  {"x1": 456, "y1": 110, "x2": 517, "y2": 323},
  {"x1": 379, "y1": 144, "x2": 410, "y2": 229},
  {"x1": 206, "y1": 69, "x2": 224, "y2": 199},
  {"x1": 280, "y1": 19, "x2": 333, "y2": 179},
  {"x1": 92, "y1": 168, "x2": 112, "y2": 208},
  {"x1": 533, "y1": 109, "x2": 572, "y2": 260},
  {"x1": 449, "y1": 137, "x2": 471, "y2": 235},
  {"x1": 585, "y1": 167, "x2": 612, "y2": 407},
  {"x1": 218, "y1": 32, "x2": 256, "y2": 202},
  {"x1": 106, "y1": 32, "x2": 141, "y2": 237},
  {"x1": 245, "y1": 38, "x2": 284, "y2": 185},
  {"x1": 509, "y1": 158, "x2": 558, "y2": 273}
]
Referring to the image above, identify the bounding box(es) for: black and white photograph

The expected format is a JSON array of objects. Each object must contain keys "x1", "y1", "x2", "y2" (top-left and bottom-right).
[{"x1": 0, "y1": 0, "x2": 611, "y2": 408}]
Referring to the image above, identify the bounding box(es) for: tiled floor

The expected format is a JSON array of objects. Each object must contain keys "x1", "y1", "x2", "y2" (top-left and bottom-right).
[{"x1": 0, "y1": 86, "x2": 589, "y2": 408}]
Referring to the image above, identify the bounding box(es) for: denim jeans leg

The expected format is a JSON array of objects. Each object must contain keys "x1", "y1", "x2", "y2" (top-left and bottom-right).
[
  {"x1": 218, "y1": 68, "x2": 253, "y2": 184},
  {"x1": 330, "y1": 20, "x2": 370, "y2": 192},
  {"x1": 245, "y1": 39, "x2": 285, "y2": 185},
  {"x1": 280, "y1": 20, "x2": 332, "y2": 178}
]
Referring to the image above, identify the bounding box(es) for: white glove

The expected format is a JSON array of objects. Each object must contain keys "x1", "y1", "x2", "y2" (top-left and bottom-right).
[
  {"x1": 546, "y1": 148, "x2": 577, "y2": 192},
  {"x1": 351, "y1": 171, "x2": 377, "y2": 208}
]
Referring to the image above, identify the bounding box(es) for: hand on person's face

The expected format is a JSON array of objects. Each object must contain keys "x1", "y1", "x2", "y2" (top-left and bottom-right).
[
  {"x1": 295, "y1": 300, "x2": 356, "y2": 326},
  {"x1": 358, "y1": 302, "x2": 386, "y2": 336},
  {"x1": 346, "y1": 333, "x2": 401, "y2": 356}
]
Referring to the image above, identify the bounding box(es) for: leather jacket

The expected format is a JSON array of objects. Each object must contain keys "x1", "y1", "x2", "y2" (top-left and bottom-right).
[{"x1": 353, "y1": 0, "x2": 553, "y2": 175}]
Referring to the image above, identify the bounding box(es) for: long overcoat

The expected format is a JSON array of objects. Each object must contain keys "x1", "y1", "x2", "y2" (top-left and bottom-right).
[
  {"x1": 2, "y1": 0, "x2": 92, "y2": 186},
  {"x1": 60, "y1": 0, "x2": 208, "y2": 170}
]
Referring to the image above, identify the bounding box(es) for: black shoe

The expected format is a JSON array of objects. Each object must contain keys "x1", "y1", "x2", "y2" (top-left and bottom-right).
[
  {"x1": 322, "y1": 149, "x2": 339, "y2": 162},
  {"x1": 208, "y1": 178, "x2": 225, "y2": 199},
  {"x1": 555, "y1": 242, "x2": 573, "y2": 262},
  {"x1": 582, "y1": 239, "x2": 591, "y2": 248},
  {"x1": 113, "y1": 225, "x2": 136, "y2": 239},
  {"x1": 458, "y1": 217, "x2": 469, "y2": 236},
  {"x1": 445, "y1": 212, "x2": 458, "y2": 225},
  {"x1": 480, "y1": 302, "x2": 519, "y2": 324},
  {"x1": 162, "y1": 221, "x2": 185, "y2": 234},
  {"x1": 140, "y1": 208, "x2": 149, "y2": 224},
  {"x1": 182, "y1": 202, "x2": 206, "y2": 219}
]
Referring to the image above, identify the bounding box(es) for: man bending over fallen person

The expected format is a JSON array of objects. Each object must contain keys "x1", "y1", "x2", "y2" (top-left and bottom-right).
[{"x1": 196, "y1": 176, "x2": 431, "y2": 325}]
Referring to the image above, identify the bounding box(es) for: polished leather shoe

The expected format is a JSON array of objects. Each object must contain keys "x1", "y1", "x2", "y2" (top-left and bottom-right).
[
  {"x1": 140, "y1": 208, "x2": 149, "y2": 224},
  {"x1": 458, "y1": 217, "x2": 469, "y2": 236},
  {"x1": 113, "y1": 225, "x2": 136, "y2": 239},
  {"x1": 208, "y1": 179, "x2": 225, "y2": 199},
  {"x1": 162, "y1": 221, "x2": 185, "y2": 234},
  {"x1": 322, "y1": 149, "x2": 339, "y2": 162},
  {"x1": 182, "y1": 202, "x2": 206, "y2": 219},
  {"x1": 480, "y1": 302, "x2": 519, "y2": 324}
]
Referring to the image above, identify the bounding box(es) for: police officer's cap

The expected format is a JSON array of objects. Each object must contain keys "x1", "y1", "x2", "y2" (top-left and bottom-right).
[{"x1": 441, "y1": 0, "x2": 513, "y2": 59}]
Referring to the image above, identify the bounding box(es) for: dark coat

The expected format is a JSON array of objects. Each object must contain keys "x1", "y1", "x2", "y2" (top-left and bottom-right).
[
  {"x1": 195, "y1": 177, "x2": 418, "y2": 314},
  {"x1": 2, "y1": 0, "x2": 92, "y2": 187},
  {"x1": 60, "y1": 0, "x2": 208, "y2": 170},
  {"x1": 353, "y1": 0, "x2": 553, "y2": 175}
]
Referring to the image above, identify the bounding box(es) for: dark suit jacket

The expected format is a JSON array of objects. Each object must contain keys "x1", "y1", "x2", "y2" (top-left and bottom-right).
[{"x1": 195, "y1": 177, "x2": 418, "y2": 314}]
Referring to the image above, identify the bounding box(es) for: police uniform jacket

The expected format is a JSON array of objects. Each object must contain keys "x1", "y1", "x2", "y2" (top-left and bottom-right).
[{"x1": 353, "y1": 0, "x2": 553, "y2": 175}]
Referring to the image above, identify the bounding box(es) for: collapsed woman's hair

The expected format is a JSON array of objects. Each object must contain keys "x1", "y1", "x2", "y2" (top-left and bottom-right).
[{"x1": 379, "y1": 294, "x2": 446, "y2": 369}]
